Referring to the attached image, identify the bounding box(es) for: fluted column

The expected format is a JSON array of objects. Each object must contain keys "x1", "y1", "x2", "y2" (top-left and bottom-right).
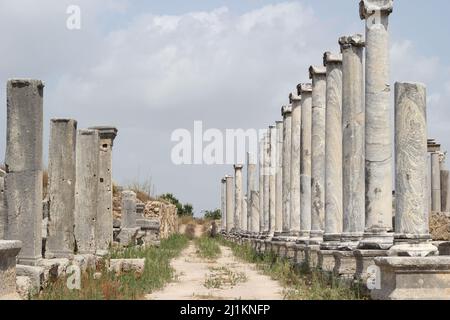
[
  {"x1": 234, "y1": 164, "x2": 244, "y2": 233},
  {"x1": 431, "y1": 152, "x2": 442, "y2": 212},
  {"x1": 340, "y1": 35, "x2": 366, "y2": 249},
  {"x1": 226, "y1": 175, "x2": 234, "y2": 233},
  {"x1": 360, "y1": 0, "x2": 394, "y2": 249},
  {"x1": 281, "y1": 105, "x2": 292, "y2": 237},
  {"x1": 247, "y1": 152, "x2": 257, "y2": 233},
  {"x1": 263, "y1": 131, "x2": 271, "y2": 235},
  {"x1": 390, "y1": 82, "x2": 437, "y2": 257},
  {"x1": 259, "y1": 135, "x2": 266, "y2": 234},
  {"x1": 269, "y1": 125, "x2": 277, "y2": 236},
  {"x1": 309, "y1": 66, "x2": 327, "y2": 245},
  {"x1": 274, "y1": 121, "x2": 284, "y2": 236},
  {"x1": 290, "y1": 92, "x2": 302, "y2": 238},
  {"x1": 298, "y1": 83, "x2": 313, "y2": 243}
]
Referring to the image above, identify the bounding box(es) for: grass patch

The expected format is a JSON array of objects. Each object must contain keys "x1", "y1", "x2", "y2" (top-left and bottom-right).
[
  {"x1": 195, "y1": 236, "x2": 221, "y2": 260},
  {"x1": 220, "y1": 237, "x2": 368, "y2": 300},
  {"x1": 204, "y1": 266, "x2": 247, "y2": 289},
  {"x1": 35, "y1": 234, "x2": 189, "y2": 300}
]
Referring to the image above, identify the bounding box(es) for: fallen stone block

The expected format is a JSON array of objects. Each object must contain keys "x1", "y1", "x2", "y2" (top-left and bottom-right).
[
  {"x1": 73, "y1": 254, "x2": 96, "y2": 273},
  {"x1": 0, "y1": 240, "x2": 22, "y2": 300},
  {"x1": 108, "y1": 259, "x2": 145, "y2": 275},
  {"x1": 16, "y1": 265, "x2": 45, "y2": 292},
  {"x1": 116, "y1": 227, "x2": 140, "y2": 247},
  {"x1": 16, "y1": 276, "x2": 32, "y2": 300}
]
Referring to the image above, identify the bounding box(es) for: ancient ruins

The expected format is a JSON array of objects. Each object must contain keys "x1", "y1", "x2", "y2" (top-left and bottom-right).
[{"x1": 221, "y1": 0, "x2": 450, "y2": 300}]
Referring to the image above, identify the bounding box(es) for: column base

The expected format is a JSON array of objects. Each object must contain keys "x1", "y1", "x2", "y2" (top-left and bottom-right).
[
  {"x1": 17, "y1": 256, "x2": 43, "y2": 267},
  {"x1": 285, "y1": 242, "x2": 297, "y2": 261},
  {"x1": 371, "y1": 256, "x2": 450, "y2": 300},
  {"x1": 358, "y1": 231, "x2": 394, "y2": 250},
  {"x1": 0, "y1": 241, "x2": 22, "y2": 298},
  {"x1": 388, "y1": 242, "x2": 438, "y2": 257},
  {"x1": 318, "y1": 250, "x2": 337, "y2": 272},
  {"x1": 309, "y1": 230, "x2": 324, "y2": 245},
  {"x1": 293, "y1": 244, "x2": 307, "y2": 265},
  {"x1": 353, "y1": 249, "x2": 388, "y2": 280},
  {"x1": 333, "y1": 251, "x2": 357, "y2": 279},
  {"x1": 305, "y1": 245, "x2": 321, "y2": 268},
  {"x1": 45, "y1": 250, "x2": 75, "y2": 260}
]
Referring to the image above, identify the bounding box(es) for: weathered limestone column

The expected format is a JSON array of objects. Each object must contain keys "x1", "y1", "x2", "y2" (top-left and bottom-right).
[
  {"x1": 0, "y1": 240, "x2": 22, "y2": 299},
  {"x1": 250, "y1": 190, "x2": 260, "y2": 234},
  {"x1": 274, "y1": 121, "x2": 284, "y2": 236},
  {"x1": 0, "y1": 170, "x2": 6, "y2": 240},
  {"x1": 122, "y1": 191, "x2": 137, "y2": 228},
  {"x1": 390, "y1": 82, "x2": 437, "y2": 257},
  {"x1": 258, "y1": 136, "x2": 265, "y2": 235},
  {"x1": 221, "y1": 177, "x2": 227, "y2": 231},
  {"x1": 226, "y1": 175, "x2": 234, "y2": 233},
  {"x1": 263, "y1": 132, "x2": 271, "y2": 235},
  {"x1": 269, "y1": 125, "x2": 277, "y2": 236},
  {"x1": 298, "y1": 84, "x2": 313, "y2": 242},
  {"x1": 242, "y1": 196, "x2": 248, "y2": 232},
  {"x1": 89, "y1": 126, "x2": 118, "y2": 252},
  {"x1": 359, "y1": 0, "x2": 394, "y2": 249},
  {"x1": 441, "y1": 170, "x2": 450, "y2": 213},
  {"x1": 431, "y1": 152, "x2": 442, "y2": 212},
  {"x1": 309, "y1": 66, "x2": 327, "y2": 245},
  {"x1": 74, "y1": 129, "x2": 100, "y2": 254},
  {"x1": 322, "y1": 52, "x2": 343, "y2": 249},
  {"x1": 247, "y1": 152, "x2": 257, "y2": 232},
  {"x1": 339, "y1": 35, "x2": 366, "y2": 248},
  {"x1": 234, "y1": 164, "x2": 244, "y2": 233},
  {"x1": 5, "y1": 79, "x2": 44, "y2": 266},
  {"x1": 290, "y1": 93, "x2": 302, "y2": 238},
  {"x1": 46, "y1": 119, "x2": 77, "y2": 258},
  {"x1": 281, "y1": 105, "x2": 292, "y2": 237}
]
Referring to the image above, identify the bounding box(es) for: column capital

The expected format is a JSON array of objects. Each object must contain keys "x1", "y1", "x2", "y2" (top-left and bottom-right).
[
  {"x1": 359, "y1": 0, "x2": 393, "y2": 19},
  {"x1": 281, "y1": 105, "x2": 292, "y2": 117},
  {"x1": 297, "y1": 83, "x2": 313, "y2": 96},
  {"x1": 8, "y1": 78, "x2": 45, "y2": 89},
  {"x1": 234, "y1": 164, "x2": 244, "y2": 170},
  {"x1": 221, "y1": 177, "x2": 227, "y2": 183},
  {"x1": 309, "y1": 66, "x2": 326, "y2": 80},
  {"x1": 339, "y1": 34, "x2": 365, "y2": 51},
  {"x1": 323, "y1": 52, "x2": 342, "y2": 66},
  {"x1": 289, "y1": 92, "x2": 302, "y2": 103},
  {"x1": 89, "y1": 126, "x2": 118, "y2": 142}
]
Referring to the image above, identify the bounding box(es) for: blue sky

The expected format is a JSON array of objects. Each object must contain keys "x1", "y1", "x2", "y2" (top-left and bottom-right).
[{"x1": 0, "y1": 0, "x2": 449, "y2": 215}]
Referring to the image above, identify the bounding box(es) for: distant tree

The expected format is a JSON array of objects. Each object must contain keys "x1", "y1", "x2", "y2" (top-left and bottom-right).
[
  {"x1": 160, "y1": 193, "x2": 194, "y2": 216},
  {"x1": 182, "y1": 204, "x2": 194, "y2": 217},
  {"x1": 203, "y1": 209, "x2": 221, "y2": 220}
]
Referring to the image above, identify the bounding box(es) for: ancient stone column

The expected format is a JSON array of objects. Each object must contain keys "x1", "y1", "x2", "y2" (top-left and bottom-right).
[
  {"x1": 263, "y1": 132, "x2": 271, "y2": 234},
  {"x1": 0, "y1": 170, "x2": 6, "y2": 240},
  {"x1": 5, "y1": 79, "x2": 44, "y2": 266},
  {"x1": 247, "y1": 152, "x2": 257, "y2": 232},
  {"x1": 441, "y1": 170, "x2": 450, "y2": 213},
  {"x1": 390, "y1": 82, "x2": 437, "y2": 257},
  {"x1": 88, "y1": 127, "x2": 118, "y2": 252},
  {"x1": 234, "y1": 164, "x2": 244, "y2": 233},
  {"x1": 359, "y1": 0, "x2": 394, "y2": 249},
  {"x1": 281, "y1": 105, "x2": 292, "y2": 237},
  {"x1": 221, "y1": 177, "x2": 227, "y2": 231},
  {"x1": 258, "y1": 136, "x2": 265, "y2": 234},
  {"x1": 242, "y1": 196, "x2": 248, "y2": 232},
  {"x1": 269, "y1": 125, "x2": 277, "y2": 236},
  {"x1": 74, "y1": 129, "x2": 100, "y2": 254},
  {"x1": 339, "y1": 35, "x2": 366, "y2": 249},
  {"x1": 46, "y1": 119, "x2": 77, "y2": 258},
  {"x1": 322, "y1": 52, "x2": 343, "y2": 249},
  {"x1": 309, "y1": 66, "x2": 327, "y2": 245},
  {"x1": 290, "y1": 92, "x2": 302, "y2": 238},
  {"x1": 121, "y1": 191, "x2": 137, "y2": 228},
  {"x1": 250, "y1": 190, "x2": 260, "y2": 234},
  {"x1": 298, "y1": 83, "x2": 313, "y2": 242},
  {"x1": 274, "y1": 121, "x2": 284, "y2": 236},
  {"x1": 226, "y1": 175, "x2": 234, "y2": 233},
  {"x1": 431, "y1": 152, "x2": 442, "y2": 212}
]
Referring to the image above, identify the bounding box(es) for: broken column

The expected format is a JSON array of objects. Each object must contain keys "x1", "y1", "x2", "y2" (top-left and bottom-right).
[
  {"x1": 290, "y1": 92, "x2": 302, "y2": 239},
  {"x1": 46, "y1": 119, "x2": 77, "y2": 259},
  {"x1": 89, "y1": 126, "x2": 118, "y2": 252},
  {"x1": 226, "y1": 175, "x2": 234, "y2": 233},
  {"x1": 274, "y1": 121, "x2": 284, "y2": 237},
  {"x1": 117, "y1": 190, "x2": 140, "y2": 246},
  {"x1": 281, "y1": 105, "x2": 292, "y2": 238},
  {"x1": 74, "y1": 129, "x2": 100, "y2": 254},
  {"x1": 370, "y1": 82, "x2": 450, "y2": 300},
  {"x1": 0, "y1": 170, "x2": 6, "y2": 240},
  {"x1": 269, "y1": 125, "x2": 277, "y2": 236},
  {"x1": 234, "y1": 164, "x2": 244, "y2": 233},
  {"x1": 309, "y1": 66, "x2": 327, "y2": 245},
  {"x1": 5, "y1": 79, "x2": 44, "y2": 266},
  {"x1": 0, "y1": 240, "x2": 22, "y2": 299},
  {"x1": 431, "y1": 152, "x2": 442, "y2": 212},
  {"x1": 246, "y1": 152, "x2": 257, "y2": 233},
  {"x1": 359, "y1": 0, "x2": 394, "y2": 250},
  {"x1": 298, "y1": 83, "x2": 313, "y2": 243}
]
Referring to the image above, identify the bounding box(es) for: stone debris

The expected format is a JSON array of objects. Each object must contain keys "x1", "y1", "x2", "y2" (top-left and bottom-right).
[
  {"x1": 430, "y1": 212, "x2": 450, "y2": 241},
  {"x1": 108, "y1": 259, "x2": 145, "y2": 276}
]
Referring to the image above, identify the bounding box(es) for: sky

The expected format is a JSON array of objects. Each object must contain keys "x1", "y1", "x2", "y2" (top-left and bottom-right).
[{"x1": 0, "y1": 0, "x2": 449, "y2": 216}]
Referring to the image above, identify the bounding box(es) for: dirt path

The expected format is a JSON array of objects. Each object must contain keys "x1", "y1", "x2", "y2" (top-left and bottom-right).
[{"x1": 146, "y1": 243, "x2": 284, "y2": 300}]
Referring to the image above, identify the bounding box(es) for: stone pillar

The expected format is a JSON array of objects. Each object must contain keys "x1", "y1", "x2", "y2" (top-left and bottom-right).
[
  {"x1": 226, "y1": 176, "x2": 234, "y2": 233},
  {"x1": 441, "y1": 170, "x2": 450, "y2": 213},
  {"x1": 274, "y1": 121, "x2": 284, "y2": 236},
  {"x1": 5, "y1": 79, "x2": 44, "y2": 266},
  {"x1": 242, "y1": 196, "x2": 248, "y2": 232},
  {"x1": 247, "y1": 152, "x2": 257, "y2": 233},
  {"x1": 269, "y1": 125, "x2": 277, "y2": 236},
  {"x1": 74, "y1": 129, "x2": 100, "y2": 254},
  {"x1": 390, "y1": 82, "x2": 437, "y2": 257},
  {"x1": 221, "y1": 177, "x2": 227, "y2": 231},
  {"x1": 359, "y1": 0, "x2": 394, "y2": 249},
  {"x1": 339, "y1": 35, "x2": 366, "y2": 249},
  {"x1": 88, "y1": 127, "x2": 118, "y2": 252},
  {"x1": 322, "y1": 52, "x2": 344, "y2": 249},
  {"x1": 258, "y1": 136, "x2": 265, "y2": 235},
  {"x1": 309, "y1": 66, "x2": 327, "y2": 245},
  {"x1": 234, "y1": 164, "x2": 244, "y2": 233},
  {"x1": 431, "y1": 152, "x2": 442, "y2": 212},
  {"x1": 281, "y1": 105, "x2": 292, "y2": 237},
  {"x1": 46, "y1": 119, "x2": 77, "y2": 258},
  {"x1": 263, "y1": 132, "x2": 271, "y2": 235},
  {"x1": 0, "y1": 240, "x2": 22, "y2": 299},
  {"x1": 122, "y1": 191, "x2": 137, "y2": 228},
  {"x1": 250, "y1": 190, "x2": 260, "y2": 234},
  {"x1": 0, "y1": 170, "x2": 6, "y2": 240},
  {"x1": 298, "y1": 83, "x2": 313, "y2": 242},
  {"x1": 290, "y1": 93, "x2": 302, "y2": 238}
]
